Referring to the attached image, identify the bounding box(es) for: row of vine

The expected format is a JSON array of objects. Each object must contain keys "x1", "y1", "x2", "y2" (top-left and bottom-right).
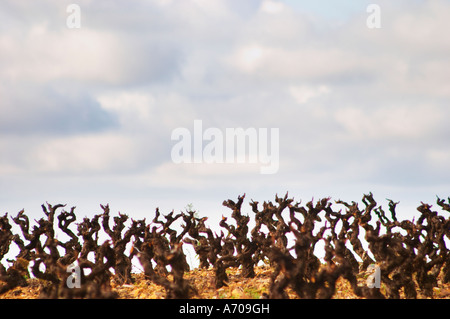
[{"x1": 1, "y1": 193, "x2": 449, "y2": 298}]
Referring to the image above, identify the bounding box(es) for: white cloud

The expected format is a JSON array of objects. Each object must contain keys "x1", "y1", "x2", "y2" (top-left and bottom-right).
[
  {"x1": 389, "y1": 1, "x2": 450, "y2": 52},
  {"x1": 260, "y1": 0, "x2": 286, "y2": 14},
  {"x1": 27, "y1": 134, "x2": 139, "y2": 174},
  {"x1": 143, "y1": 161, "x2": 264, "y2": 189},
  {"x1": 426, "y1": 149, "x2": 450, "y2": 170},
  {"x1": 227, "y1": 42, "x2": 376, "y2": 83},
  {"x1": 155, "y1": 0, "x2": 173, "y2": 6},
  {"x1": 289, "y1": 85, "x2": 330, "y2": 104},
  {"x1": 231, "y1": 44, "x2": 266, "y2": 72},
  {"x1": 1, "y1": 27, "x2": 122, "y2": 84},
  {"x1": 1, "y1": 0, "x2": 450, "y2": 215},
  {"x1": 97, "y1": 92, "x2": 155, "y2": 126},
  {"x1": 334, "y1": 104, "x2": 444, "y2": 140}
]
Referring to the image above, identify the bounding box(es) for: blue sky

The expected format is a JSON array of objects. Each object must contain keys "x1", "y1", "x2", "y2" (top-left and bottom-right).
[
  {"x1": 1, "y1": 0, "x2": 449, "y2": 232},
  {"x1": 283, "y1": 0, "x2": 427, "y2": 20},
  {"x1": 283, "y1": 0, "x2": 367, "y2": 20}
]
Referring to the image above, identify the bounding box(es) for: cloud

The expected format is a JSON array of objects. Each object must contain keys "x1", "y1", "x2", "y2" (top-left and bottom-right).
[
  {"x1": 289, "y1": 85, "x2": 330, "y2": 104},
  {"x1": 0, "y1": 133, "x2": 140, "y2": 175},
  {"x1": 1, "y1": 0, "x2": 450, "y2": 218},
  {"x1": 0, "y1": 18, "x2": 182, "y2": 86},
  {"x1": 334, "y1": 104, "x2": 445, "y2": 141},
  {"x1": 260, "y1": 0, "x2": 286, "y2": 14},
  {"x1": 0, "y1": 84, "x2": 118, "y2": 136}
]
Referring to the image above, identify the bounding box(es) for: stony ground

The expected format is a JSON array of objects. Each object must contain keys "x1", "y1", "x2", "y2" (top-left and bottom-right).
[{"x1": 1, "y1": 265, "x2": 450, "y2": 299}]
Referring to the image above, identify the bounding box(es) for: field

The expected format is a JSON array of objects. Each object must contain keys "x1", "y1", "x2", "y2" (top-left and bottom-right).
[{"x1": 1, "y1": 265, "x2": 450, "y2": 299}]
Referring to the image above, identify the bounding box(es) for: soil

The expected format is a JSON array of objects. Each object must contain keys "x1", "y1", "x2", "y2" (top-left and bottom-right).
[{"x1": 1, "y1": 265, "x2": 449, "y2": 299}]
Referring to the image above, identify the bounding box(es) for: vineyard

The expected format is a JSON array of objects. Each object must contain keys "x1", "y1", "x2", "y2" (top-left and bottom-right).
[{"x1": 1, "y1": 193, "x2": 449, "y2": 299}]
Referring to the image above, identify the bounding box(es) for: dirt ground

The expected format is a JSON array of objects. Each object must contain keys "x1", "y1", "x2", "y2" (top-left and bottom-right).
[{"x1": 1, "y1": 265, "x2": 450, "y2": 299}]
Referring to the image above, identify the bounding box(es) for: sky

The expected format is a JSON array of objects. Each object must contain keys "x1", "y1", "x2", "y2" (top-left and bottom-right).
[{"x1": 1, "y1": 0, "x2": 450, "y2": 231}]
